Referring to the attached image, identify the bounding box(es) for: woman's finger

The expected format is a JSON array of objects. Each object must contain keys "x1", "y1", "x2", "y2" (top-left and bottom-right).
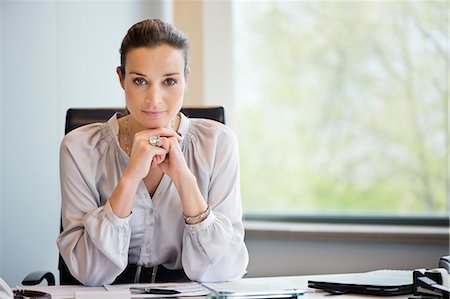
[
  {"x1": 136, "y1": 127, "x2": 182, "y2": 142},
  {"x1": 156, "y1": 136, "x2": 171, "y2": 152}
]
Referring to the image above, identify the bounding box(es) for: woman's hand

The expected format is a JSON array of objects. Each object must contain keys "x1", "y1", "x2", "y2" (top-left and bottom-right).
[
  {"x1": 123, "y1": 128, "x2": 181, "y2": 182},
  {"x1": 110, "y1": 128, "x2": 181, "y2": 218},
  {"x1": 158, "y1": 136, "x2": 191, "y2": 180},
  {"x1": 158, "y1": 134, "x2": 208, "y2": 219},
  {"x1": 158, "y1": 134, "x2": 209, "y2": 220}
]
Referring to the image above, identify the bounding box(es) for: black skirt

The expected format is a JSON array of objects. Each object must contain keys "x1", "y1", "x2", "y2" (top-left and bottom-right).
[{"x1": 113, "y1": 264, "x2": 189, "y2": 284}]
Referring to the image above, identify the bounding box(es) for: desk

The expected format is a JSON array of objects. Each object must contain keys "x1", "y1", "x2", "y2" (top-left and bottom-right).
[{"x1": 21, "y1": 273, "x2": 410, "y2": 299}]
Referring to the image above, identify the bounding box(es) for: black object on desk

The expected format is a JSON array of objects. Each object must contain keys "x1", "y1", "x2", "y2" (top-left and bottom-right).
[
  {"x1": 13, "y1": 289, "x2": 52, "y2": 299},
  {"x1": 412, "y1": 269, "x2": 450, "y2": 299},
  {"x1": 308, "y1": 270, "x2": 413, "y2": 296},
  {"x1": 439, "y1": 256, "x2": 450, "y2": 274},
  {"x1": 130, "y1": 287, "x2": 180, "y2": 295}
]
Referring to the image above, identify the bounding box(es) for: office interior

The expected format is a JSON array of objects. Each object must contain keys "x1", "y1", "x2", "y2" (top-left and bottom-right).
[{"x1": 0, "y1": 0, "x2": 448, "y2": 287}]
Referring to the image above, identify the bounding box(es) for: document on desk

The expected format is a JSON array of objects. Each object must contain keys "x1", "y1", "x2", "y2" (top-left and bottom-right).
[
  {"x1": 105, "y1": 281, "x2": 210, "y2": 298},
  {"x1": 21, "y1": 278, "x2": 305, "y2": 299},
  {"x1": 202, "y1": 277, "x2": 305, "y2": 298}
]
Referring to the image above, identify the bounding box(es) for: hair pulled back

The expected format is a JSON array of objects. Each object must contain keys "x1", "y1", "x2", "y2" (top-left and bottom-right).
[{"x1": 119, "y1": 19, "x2": 189, "y2": 76}]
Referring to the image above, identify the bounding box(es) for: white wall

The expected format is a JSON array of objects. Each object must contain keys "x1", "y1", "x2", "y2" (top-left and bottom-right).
[{"x1": 0, "y1": 0, "x2": 168, "y2": 287}]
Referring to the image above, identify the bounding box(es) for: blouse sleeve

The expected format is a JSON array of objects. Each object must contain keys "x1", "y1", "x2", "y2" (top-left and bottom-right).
[
  {"x1": 182, "y1": 125, "x2": 249, "y2": 282},
  {"x1": 56, "y1": 132, "x2": 131, "y2": 286}
]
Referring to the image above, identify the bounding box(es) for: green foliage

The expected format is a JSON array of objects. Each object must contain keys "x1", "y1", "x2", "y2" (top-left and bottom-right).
[{"x1": 234, "y1": 0, "x2": 448, "y2": 216}]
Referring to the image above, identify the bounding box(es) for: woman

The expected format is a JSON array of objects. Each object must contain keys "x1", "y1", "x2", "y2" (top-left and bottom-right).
[{"x1": 57, "y1": 19, "x2": 248, "y2": 287}]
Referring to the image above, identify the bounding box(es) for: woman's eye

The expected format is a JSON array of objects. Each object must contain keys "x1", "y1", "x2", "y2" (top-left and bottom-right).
[
  {"x1": 164, "y1": 78, "x2": 177, "y2": 86},
  {"x1": 133, "y1": 78, "x2": 147, "y2": 86}
]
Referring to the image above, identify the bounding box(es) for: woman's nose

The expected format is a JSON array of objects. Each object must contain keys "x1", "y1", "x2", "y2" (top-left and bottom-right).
[{"x1": 145, "y1": 85, "x2": 163, "y2": 105}]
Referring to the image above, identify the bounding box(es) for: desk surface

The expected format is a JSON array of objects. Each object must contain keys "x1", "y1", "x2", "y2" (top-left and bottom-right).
[{"x1": 21, "y1": 273, "x2": 410, "y2": 299}]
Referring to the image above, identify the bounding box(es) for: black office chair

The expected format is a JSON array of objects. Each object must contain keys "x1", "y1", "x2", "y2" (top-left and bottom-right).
[
  {"x1": 65, "y1": 106, "x2": 225, "y2": 134},
  {"x1": 22, "y1": 106, "x2": 225, "y2": 286}
]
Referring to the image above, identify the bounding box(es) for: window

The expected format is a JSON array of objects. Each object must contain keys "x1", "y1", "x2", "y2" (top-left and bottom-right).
[{"x1": 233, "y1": 1, "x2": 448, "y2": 218}]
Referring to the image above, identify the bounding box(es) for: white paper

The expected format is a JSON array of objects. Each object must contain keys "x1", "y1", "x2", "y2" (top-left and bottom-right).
[
  {"x1": 76, "y1": 289, "x2": 130, "y2": 299},
  {"x1": 202, "y1": 277, "x2": 305, "y2": 296}
]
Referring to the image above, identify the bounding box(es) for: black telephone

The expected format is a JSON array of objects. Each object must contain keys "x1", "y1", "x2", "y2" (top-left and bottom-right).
[
  {"x1": 439, "y1": 256, "x2": 450, "y2": 273},
  {"x1": 0, "y1": 276, "x2": 51, "y2": 299},
  {"x1": 412, "y1": 255, "x2": 450, "y2": 299}
]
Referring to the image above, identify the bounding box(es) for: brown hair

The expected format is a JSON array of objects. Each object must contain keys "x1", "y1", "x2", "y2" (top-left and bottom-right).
[{"x1": 119, "y1": 19, "x2": 189, "y2": 76}]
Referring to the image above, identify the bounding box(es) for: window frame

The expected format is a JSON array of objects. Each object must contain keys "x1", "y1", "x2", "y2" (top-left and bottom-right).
[{"x1": 244, "y1": 214, "x2": 449, "y2": 227}]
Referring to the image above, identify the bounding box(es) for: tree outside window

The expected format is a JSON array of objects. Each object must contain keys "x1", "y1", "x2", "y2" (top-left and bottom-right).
[{"x1": 233, "y1": 0, "x2": 448, "y2": 217}]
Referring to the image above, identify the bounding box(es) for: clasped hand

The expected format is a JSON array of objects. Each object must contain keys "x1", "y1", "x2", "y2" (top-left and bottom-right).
[{"x1": 124, "y1": 127, "x2": 185, "y2": 181}]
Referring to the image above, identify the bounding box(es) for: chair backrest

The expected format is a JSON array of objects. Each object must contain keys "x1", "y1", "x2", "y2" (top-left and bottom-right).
[
  {"x1": 59, "y1": 106, "x2": 225, "y2": 285},
  {"x1": 65, "y1": 106, "x2": 225, "y2": 134}
]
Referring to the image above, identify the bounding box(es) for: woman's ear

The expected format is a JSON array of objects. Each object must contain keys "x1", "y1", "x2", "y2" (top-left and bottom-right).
[{"x1": 116, "y1": 66, "x2": 125, "y2": 89}]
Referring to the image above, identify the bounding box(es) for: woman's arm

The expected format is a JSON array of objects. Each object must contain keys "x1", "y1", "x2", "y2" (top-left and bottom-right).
[
  {"x1": 168, "y1": 125, "x2": 249, "y2": 282},
  {"x1": 57, "y1": 125, "x2": 180, "y2": 286},
  {"x1": 57, "y1": 134, "x2": 132, "y2": 286}
]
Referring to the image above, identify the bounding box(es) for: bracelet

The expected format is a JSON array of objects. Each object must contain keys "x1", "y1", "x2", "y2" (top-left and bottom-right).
[{"x1": 184, "y1": 205, "x2": 211, "y2": 224}]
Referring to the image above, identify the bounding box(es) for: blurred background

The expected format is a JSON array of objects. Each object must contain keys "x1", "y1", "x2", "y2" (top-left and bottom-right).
[{"x1": 0, "y1": 0, "x2": 448, "y2": 286}]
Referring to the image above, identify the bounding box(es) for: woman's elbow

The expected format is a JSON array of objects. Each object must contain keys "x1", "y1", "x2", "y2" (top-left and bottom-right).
[{"x1": 187, "y1": 248, "x2": 249, "y2": 282}]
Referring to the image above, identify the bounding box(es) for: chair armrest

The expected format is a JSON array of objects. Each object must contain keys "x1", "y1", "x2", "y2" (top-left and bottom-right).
[{"x1": 22, "y1": 271, "x2": 55, "y2": 286}]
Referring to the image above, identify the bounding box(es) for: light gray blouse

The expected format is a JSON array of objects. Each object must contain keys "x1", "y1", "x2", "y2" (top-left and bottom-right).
[{"x1": 56, "y1": 113, "x2": 249, "y2": 286}]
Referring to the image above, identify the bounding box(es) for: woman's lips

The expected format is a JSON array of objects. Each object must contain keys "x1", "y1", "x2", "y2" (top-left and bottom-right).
[{"x1": 142, "y1": 110, "x2": 165, "y2": 118}]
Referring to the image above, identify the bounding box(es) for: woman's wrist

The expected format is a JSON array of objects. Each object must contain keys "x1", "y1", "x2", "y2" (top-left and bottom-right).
[
  {"x1": 109, "y1": 175, "x2": 140, "y2": 218},
  {"x1": 172, "y1": 170, "x2": 209, "y2": 221},
  {"x1": 184, "y1": 205, "x2": 211, "y2": 224}
]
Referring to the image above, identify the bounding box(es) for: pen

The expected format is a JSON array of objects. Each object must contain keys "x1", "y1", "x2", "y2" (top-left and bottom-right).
[{"x1": 130, "y1": 287, "x2": 181, "y2": 295}]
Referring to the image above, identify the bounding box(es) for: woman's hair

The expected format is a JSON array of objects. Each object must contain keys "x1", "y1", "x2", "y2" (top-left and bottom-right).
[{"x1": 119, "y1": 19, "x2": 189, "y2": 77}]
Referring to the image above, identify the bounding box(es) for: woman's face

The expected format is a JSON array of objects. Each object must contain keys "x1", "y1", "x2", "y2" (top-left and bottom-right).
[{"x1": 118, "y1": 45, "x2": 186, "y2": 129}]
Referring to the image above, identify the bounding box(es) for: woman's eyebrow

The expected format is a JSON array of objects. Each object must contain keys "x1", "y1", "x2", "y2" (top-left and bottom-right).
[
  {"x1": 164, "y1": 72, "x2": 180, "y2": 77},
  {"x1": 129, "y1": 71, "x2": 180, "y2": 77},
  {"x1": 129, "y1": 71, "x2": 147, "y2": 76}
]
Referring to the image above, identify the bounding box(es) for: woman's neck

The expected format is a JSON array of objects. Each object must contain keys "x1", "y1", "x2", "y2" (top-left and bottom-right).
[{"x1": 126, "y1": 113, "x2": 180, "y2": 134}]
